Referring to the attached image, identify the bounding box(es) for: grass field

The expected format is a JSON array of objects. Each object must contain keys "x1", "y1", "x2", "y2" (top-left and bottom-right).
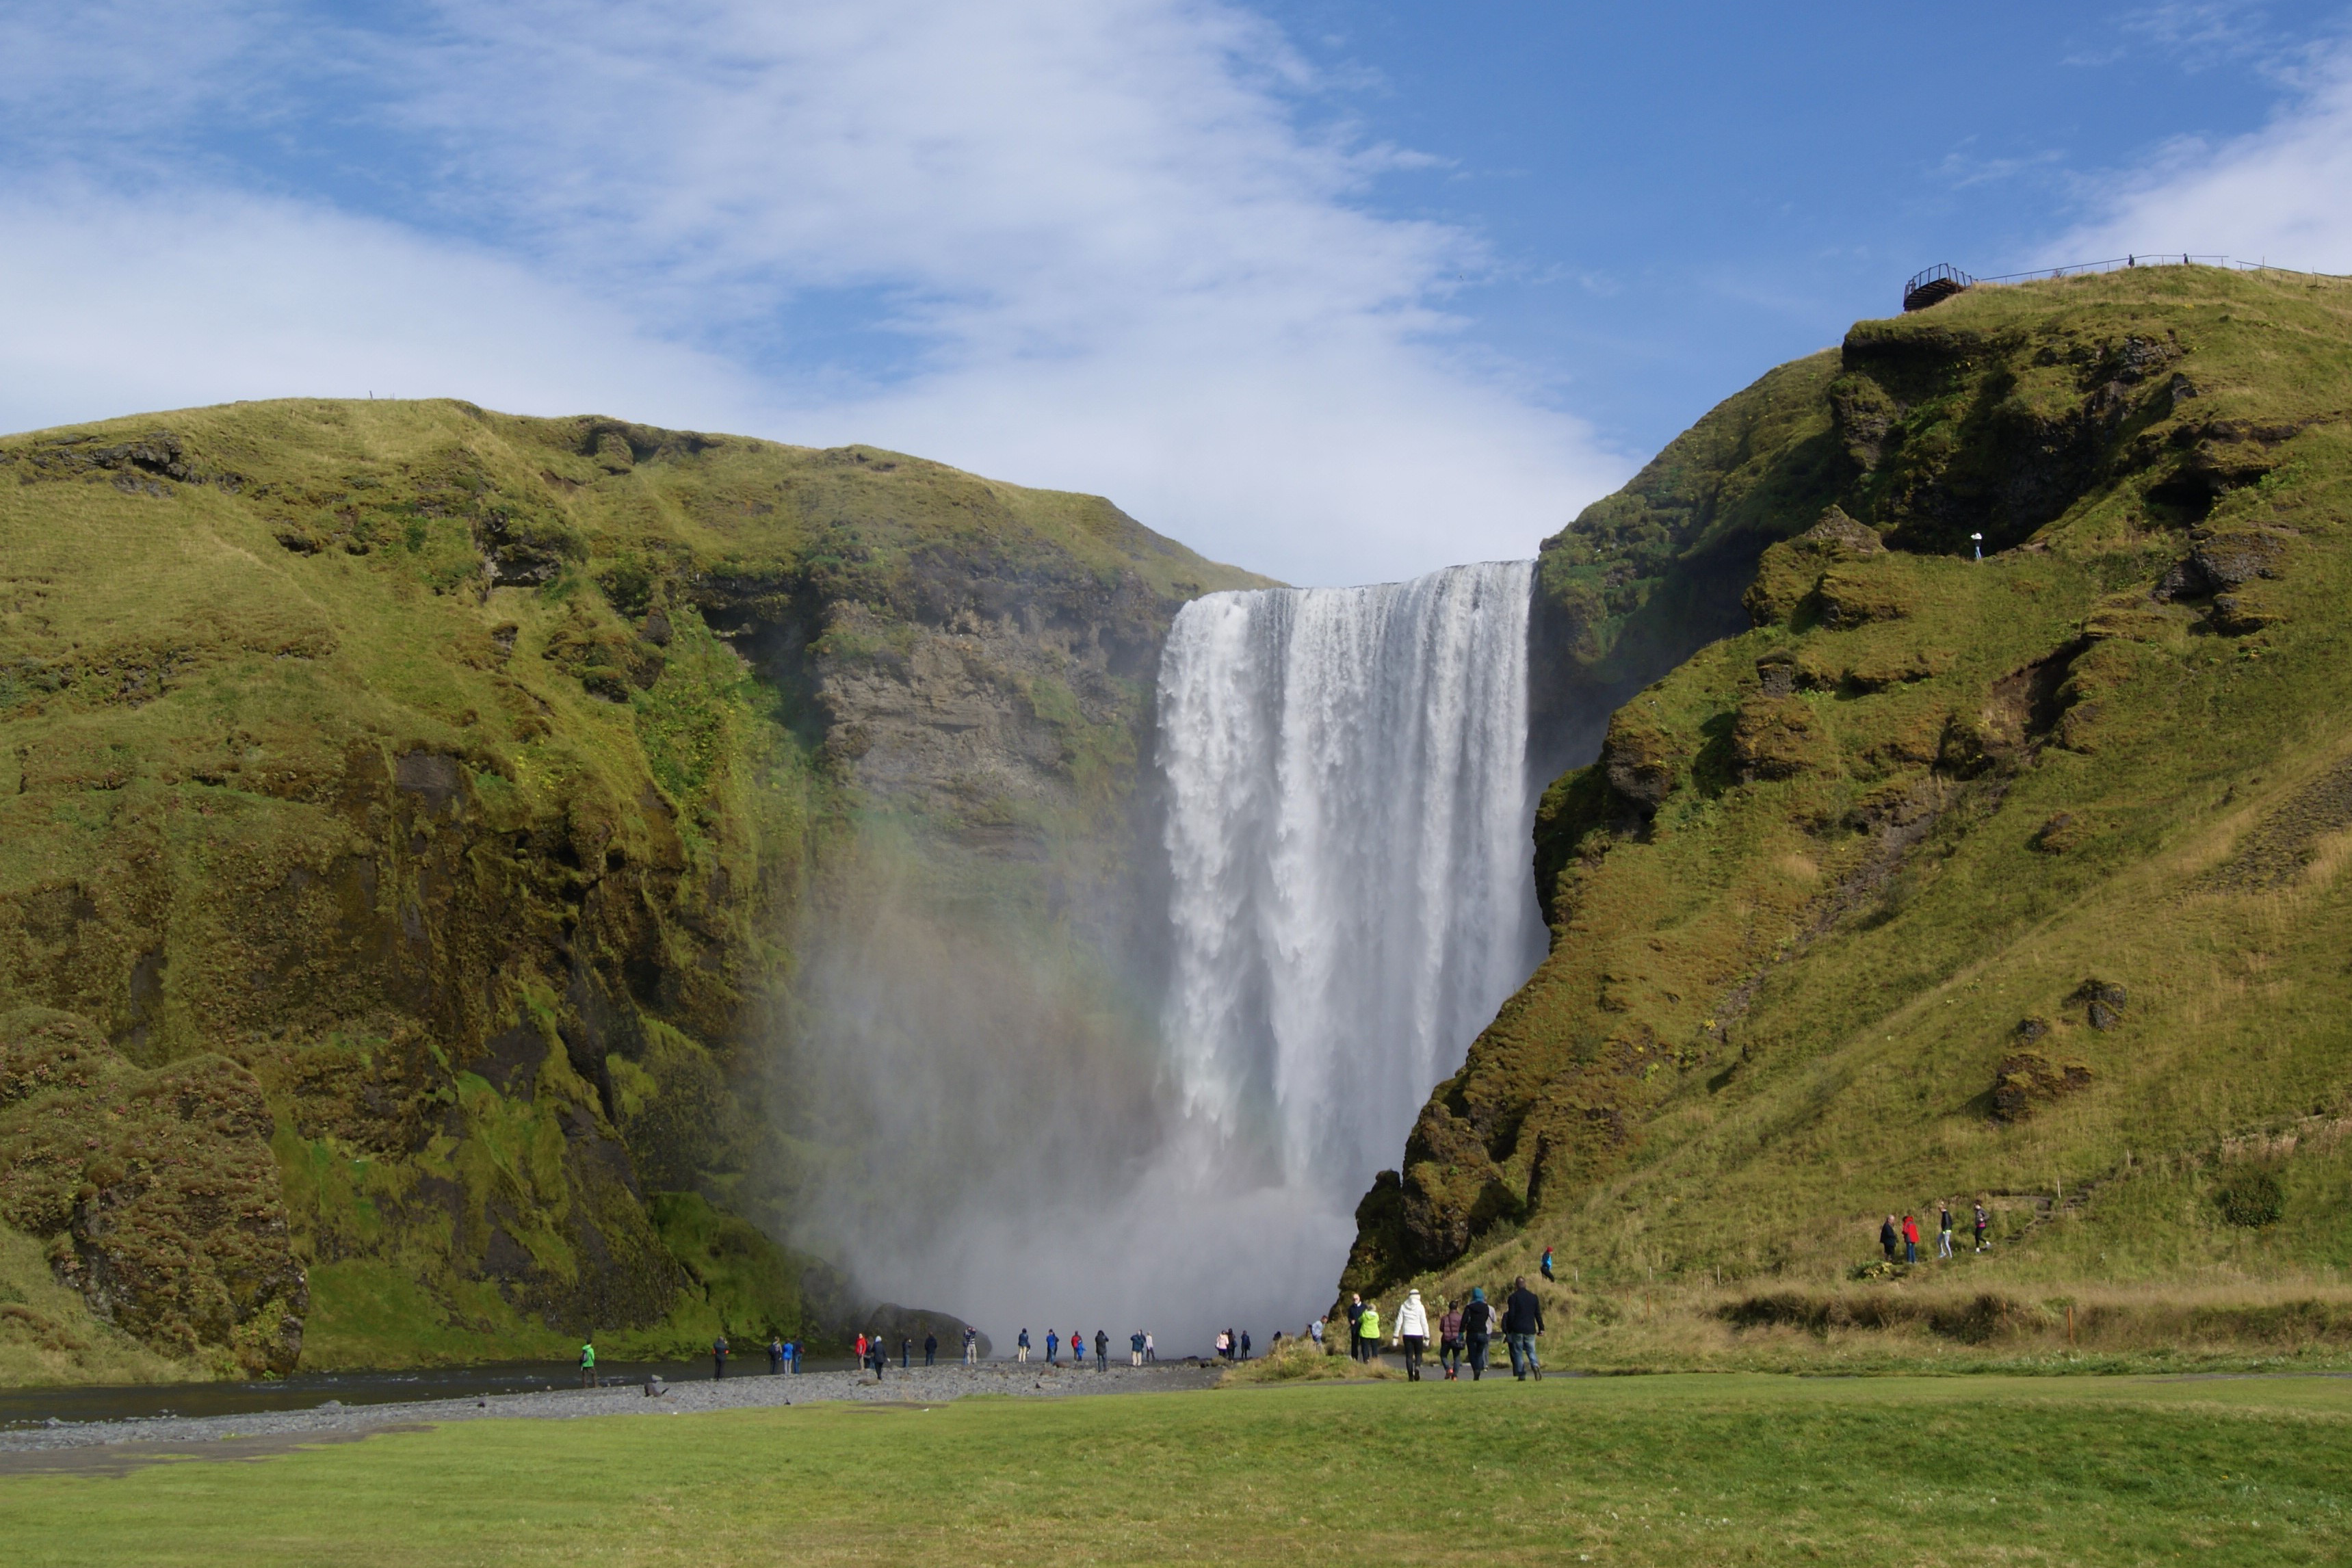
[{"x1": 7, "y1": 1374, "x2": 2350, "y2": 1565}]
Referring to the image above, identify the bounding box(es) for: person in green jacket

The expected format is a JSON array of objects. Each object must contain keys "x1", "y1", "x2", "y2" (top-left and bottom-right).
[
  {"x1": 1357, "y1": 1301, "x2": 1381, "y2": 1362},
  {"x1": 578, "y1": 1340, "x2": 596, "y2": 1388}
]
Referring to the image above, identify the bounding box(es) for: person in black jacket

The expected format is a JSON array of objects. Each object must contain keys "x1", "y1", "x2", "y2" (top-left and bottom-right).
[
  {"x1": 1502, "y1": 1276, "x2": 1545, "y2": 1381},
  {"x1": 1879, "y1": 1214, "x2": 1898, "y2": 1263},
  {"x1": 924, "y1": 1331, "x2": 938, "y2": 1366},
  {"x1": 1460, "y1": 1287, "x2": 1493, "y2": 1381}
]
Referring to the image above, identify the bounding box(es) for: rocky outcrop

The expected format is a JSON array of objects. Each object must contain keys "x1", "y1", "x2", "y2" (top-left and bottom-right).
[
  {"x1": 0, "y1": 401, "x2": 1262, "y2": 1374},
  {"x1": 0, "y1": 1009, "x2": 305, "y2": 1375},
  {"x1": 1346, "y1": 265, "x2": 2352, "y2": 1296}
]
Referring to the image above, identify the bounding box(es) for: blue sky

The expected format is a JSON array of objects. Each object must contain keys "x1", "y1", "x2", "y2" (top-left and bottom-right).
[{"x1": 5, "y1": 1, "x2": 2351, "y2": 584}]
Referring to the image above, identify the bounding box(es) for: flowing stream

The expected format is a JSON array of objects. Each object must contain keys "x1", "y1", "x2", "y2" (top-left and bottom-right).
[{"x1": 1155, "y1": 560, "x2": 1549, "y2": 1214}]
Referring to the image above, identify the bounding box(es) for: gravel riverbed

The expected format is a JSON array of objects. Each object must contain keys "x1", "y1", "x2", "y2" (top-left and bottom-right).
[{"x1": 0, "y1": 1359, "x2": 1225, "y2": 1462}]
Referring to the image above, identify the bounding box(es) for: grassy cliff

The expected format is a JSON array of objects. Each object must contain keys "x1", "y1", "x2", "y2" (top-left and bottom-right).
[
  {"x1": 1348, "y1": 265, "x2": 2352, "y2": 1361},
  {"x1": 0, "y1": 399, "x2": 1259, "y2": 1382}
]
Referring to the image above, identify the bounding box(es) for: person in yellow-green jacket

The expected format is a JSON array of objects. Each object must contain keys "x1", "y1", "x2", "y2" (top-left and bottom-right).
[
  {"x1": 578, "y1": 1340, "x2": 595, "y2": 1388},
  {"x1": 1357, "y1": 1300, "x2": 1380, "y2": 1362}
]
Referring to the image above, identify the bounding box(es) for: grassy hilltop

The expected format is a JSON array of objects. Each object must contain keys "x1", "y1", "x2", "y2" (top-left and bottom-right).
[
  {"x1": 1350, "y1": 265, "x2": 2352, "y2": 1363},
  {"x1": 0, "y1": 399, "x2": 1259, "y2": 1383}
]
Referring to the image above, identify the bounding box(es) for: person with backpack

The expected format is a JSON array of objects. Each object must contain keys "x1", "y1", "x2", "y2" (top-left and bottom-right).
[
  {"x1": 1937, "y1": 1203, "x2": 1955, "y2": 1259},
  {"x1": 1357, "y1": 1299, "x2": 1381, "y2": 1363},
  {"x1": 1438, "y1": 1297, "x2": 1464, "y2": 1380},
  {"x1": 578, "y1": 1338, "x2": 597, "y2": 1388},
  {"x1": 1974, "y1": 1201, "x2": 1991, "y2": 1253},
  {"x1": 1901, "y1": 1214, "x2": 1920, "y2": 1264},
  {"x1": 1393, "y1": 1288, "x2": 1430, "y2": 1381},
  {"x1": 1461, "y1": 1287, "x2": 1493, "y2": 1380},
  {"x1": 1503, "y1": 1275, "x2": 1545, "y2": 1381},
  {"x1": 1879, "y1": 1215, "x2": 1898, "y2": 1263}
]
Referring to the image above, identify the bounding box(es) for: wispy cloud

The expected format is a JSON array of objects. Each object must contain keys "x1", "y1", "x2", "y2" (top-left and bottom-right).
[
  {"x1": 0, "y1": 0, "x2": 1626, "y2": 585},
  {"x1": 2049, "y1": 37, "x2": 2352, "y2": 272}
]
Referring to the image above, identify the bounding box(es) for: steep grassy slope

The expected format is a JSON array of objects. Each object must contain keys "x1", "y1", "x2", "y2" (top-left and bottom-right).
[
  {"x1": 1348, "y1": 266, "x2": 2352, "y2": 1335},
  {"x1": 0, "y1": 400, "x2": 1260, "y2": 1381}
]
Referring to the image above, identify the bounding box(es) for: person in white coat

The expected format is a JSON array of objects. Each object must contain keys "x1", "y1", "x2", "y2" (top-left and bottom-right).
[{"x1": 1392, "y1": 1288, "x2": 1431, "y2": 1381}]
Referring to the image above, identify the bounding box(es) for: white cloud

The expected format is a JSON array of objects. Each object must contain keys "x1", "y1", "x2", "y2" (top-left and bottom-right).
[
  {"x1": 0, "y1": 183, "x2": 766, "y2": 438},
  {"x1": 0, "y1": 0, "x2": 1627, "y2": 585},
  {"x1": 2051, "y1": 40, "x2": 2352, "y2": 273}
]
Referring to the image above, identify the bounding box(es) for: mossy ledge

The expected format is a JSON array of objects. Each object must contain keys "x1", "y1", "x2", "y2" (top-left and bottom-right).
[{"x1": 0, "y1": 400, "x2": 1263, "y2": 1381}]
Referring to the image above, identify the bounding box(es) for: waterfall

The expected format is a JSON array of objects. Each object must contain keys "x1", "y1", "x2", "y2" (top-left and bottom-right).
[{"x1": 1155, "y1": 560, "x2": 1547, "y2": 1209}]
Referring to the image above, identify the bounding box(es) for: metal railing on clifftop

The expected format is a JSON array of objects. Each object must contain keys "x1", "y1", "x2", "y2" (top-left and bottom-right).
[{"x1": 1902, "y1": 254, "x2": 2346, "y2": 312}]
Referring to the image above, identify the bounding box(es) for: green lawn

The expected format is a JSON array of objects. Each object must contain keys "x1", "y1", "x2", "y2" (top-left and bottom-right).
[{"x1": 7, "y1": 1374, "x2": 2350, "y2": 1565}]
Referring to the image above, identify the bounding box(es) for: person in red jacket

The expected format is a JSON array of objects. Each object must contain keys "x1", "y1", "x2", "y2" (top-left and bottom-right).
[{"x1": 1901, "y1": 1213, "x2": 1920, "y2": 1264}]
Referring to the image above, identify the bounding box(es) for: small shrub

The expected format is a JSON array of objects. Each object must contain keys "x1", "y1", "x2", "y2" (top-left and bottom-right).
[{"x1": 2214, "y1": 1166, "x2": 2285, "y2": 1228}]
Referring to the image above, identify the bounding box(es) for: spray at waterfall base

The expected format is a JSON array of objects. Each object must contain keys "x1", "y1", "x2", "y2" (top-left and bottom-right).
[{"x1": 775, "y1": 563, "x2": 1547, "y2": 1352}]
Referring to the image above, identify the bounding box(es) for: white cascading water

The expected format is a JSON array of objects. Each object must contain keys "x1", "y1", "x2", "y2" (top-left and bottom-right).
[{"x1": 1156, "y1": 560, "x2": 1549, "y2": 1214}]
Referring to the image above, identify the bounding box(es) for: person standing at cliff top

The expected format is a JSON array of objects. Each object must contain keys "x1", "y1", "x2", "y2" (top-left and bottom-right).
[
  {"x1": 1901, "y1": 1214, "x2": 1920, "y2": 1264},
  {"x1": 1503, "y1": 1276, "x2": 1545, "y2": 1381}
]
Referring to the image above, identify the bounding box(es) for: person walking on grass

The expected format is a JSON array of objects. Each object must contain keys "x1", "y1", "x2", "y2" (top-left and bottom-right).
[
  {"x1": 1394, "y1": 1288, "x2": 1430, "y2": 1381},
  {"x1": 1901, "y1": 1213, "x2": 1919, "y2": 1265},
  {"x1": 579, "y1": 1338, "x2": 597, "y2": 1389},
  {"x1": 1461, "y1": 1287, "x2": 1493, "y2": 1381},
  {"x1": 1346, "y1": 1294, "x2": 1366, "y2": 1361},
  {"x1": 1938, "y1": 1203, "x2": 1955, "y2": 1259},
  {"x1": 1879, "y1": 1215, "x2": 1898, "y2": 1263},
  {"x1": 1541, "y1": 1246, "x2": 1556, "y2": 1283},
  {"x1": 1974, "y1": 1201, "x2": 1991, "y2": 1253},
  {"x1": 1018, "y1": 1327, "x2": 1031, "y2": 1363},
  {"x1": 1357, "y1": 1300, "x2": 1381, "y2": 1363},
  {"x1": 1438, "y1": 1297, "x2": 1464, "y2": 1381},
  {"x1": 1504, "y1": 1275, "x2": 1545, "y2": 1381},
  {"x1": 713, "y1": 1334, "x2": 729, "y2": 1381}
]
